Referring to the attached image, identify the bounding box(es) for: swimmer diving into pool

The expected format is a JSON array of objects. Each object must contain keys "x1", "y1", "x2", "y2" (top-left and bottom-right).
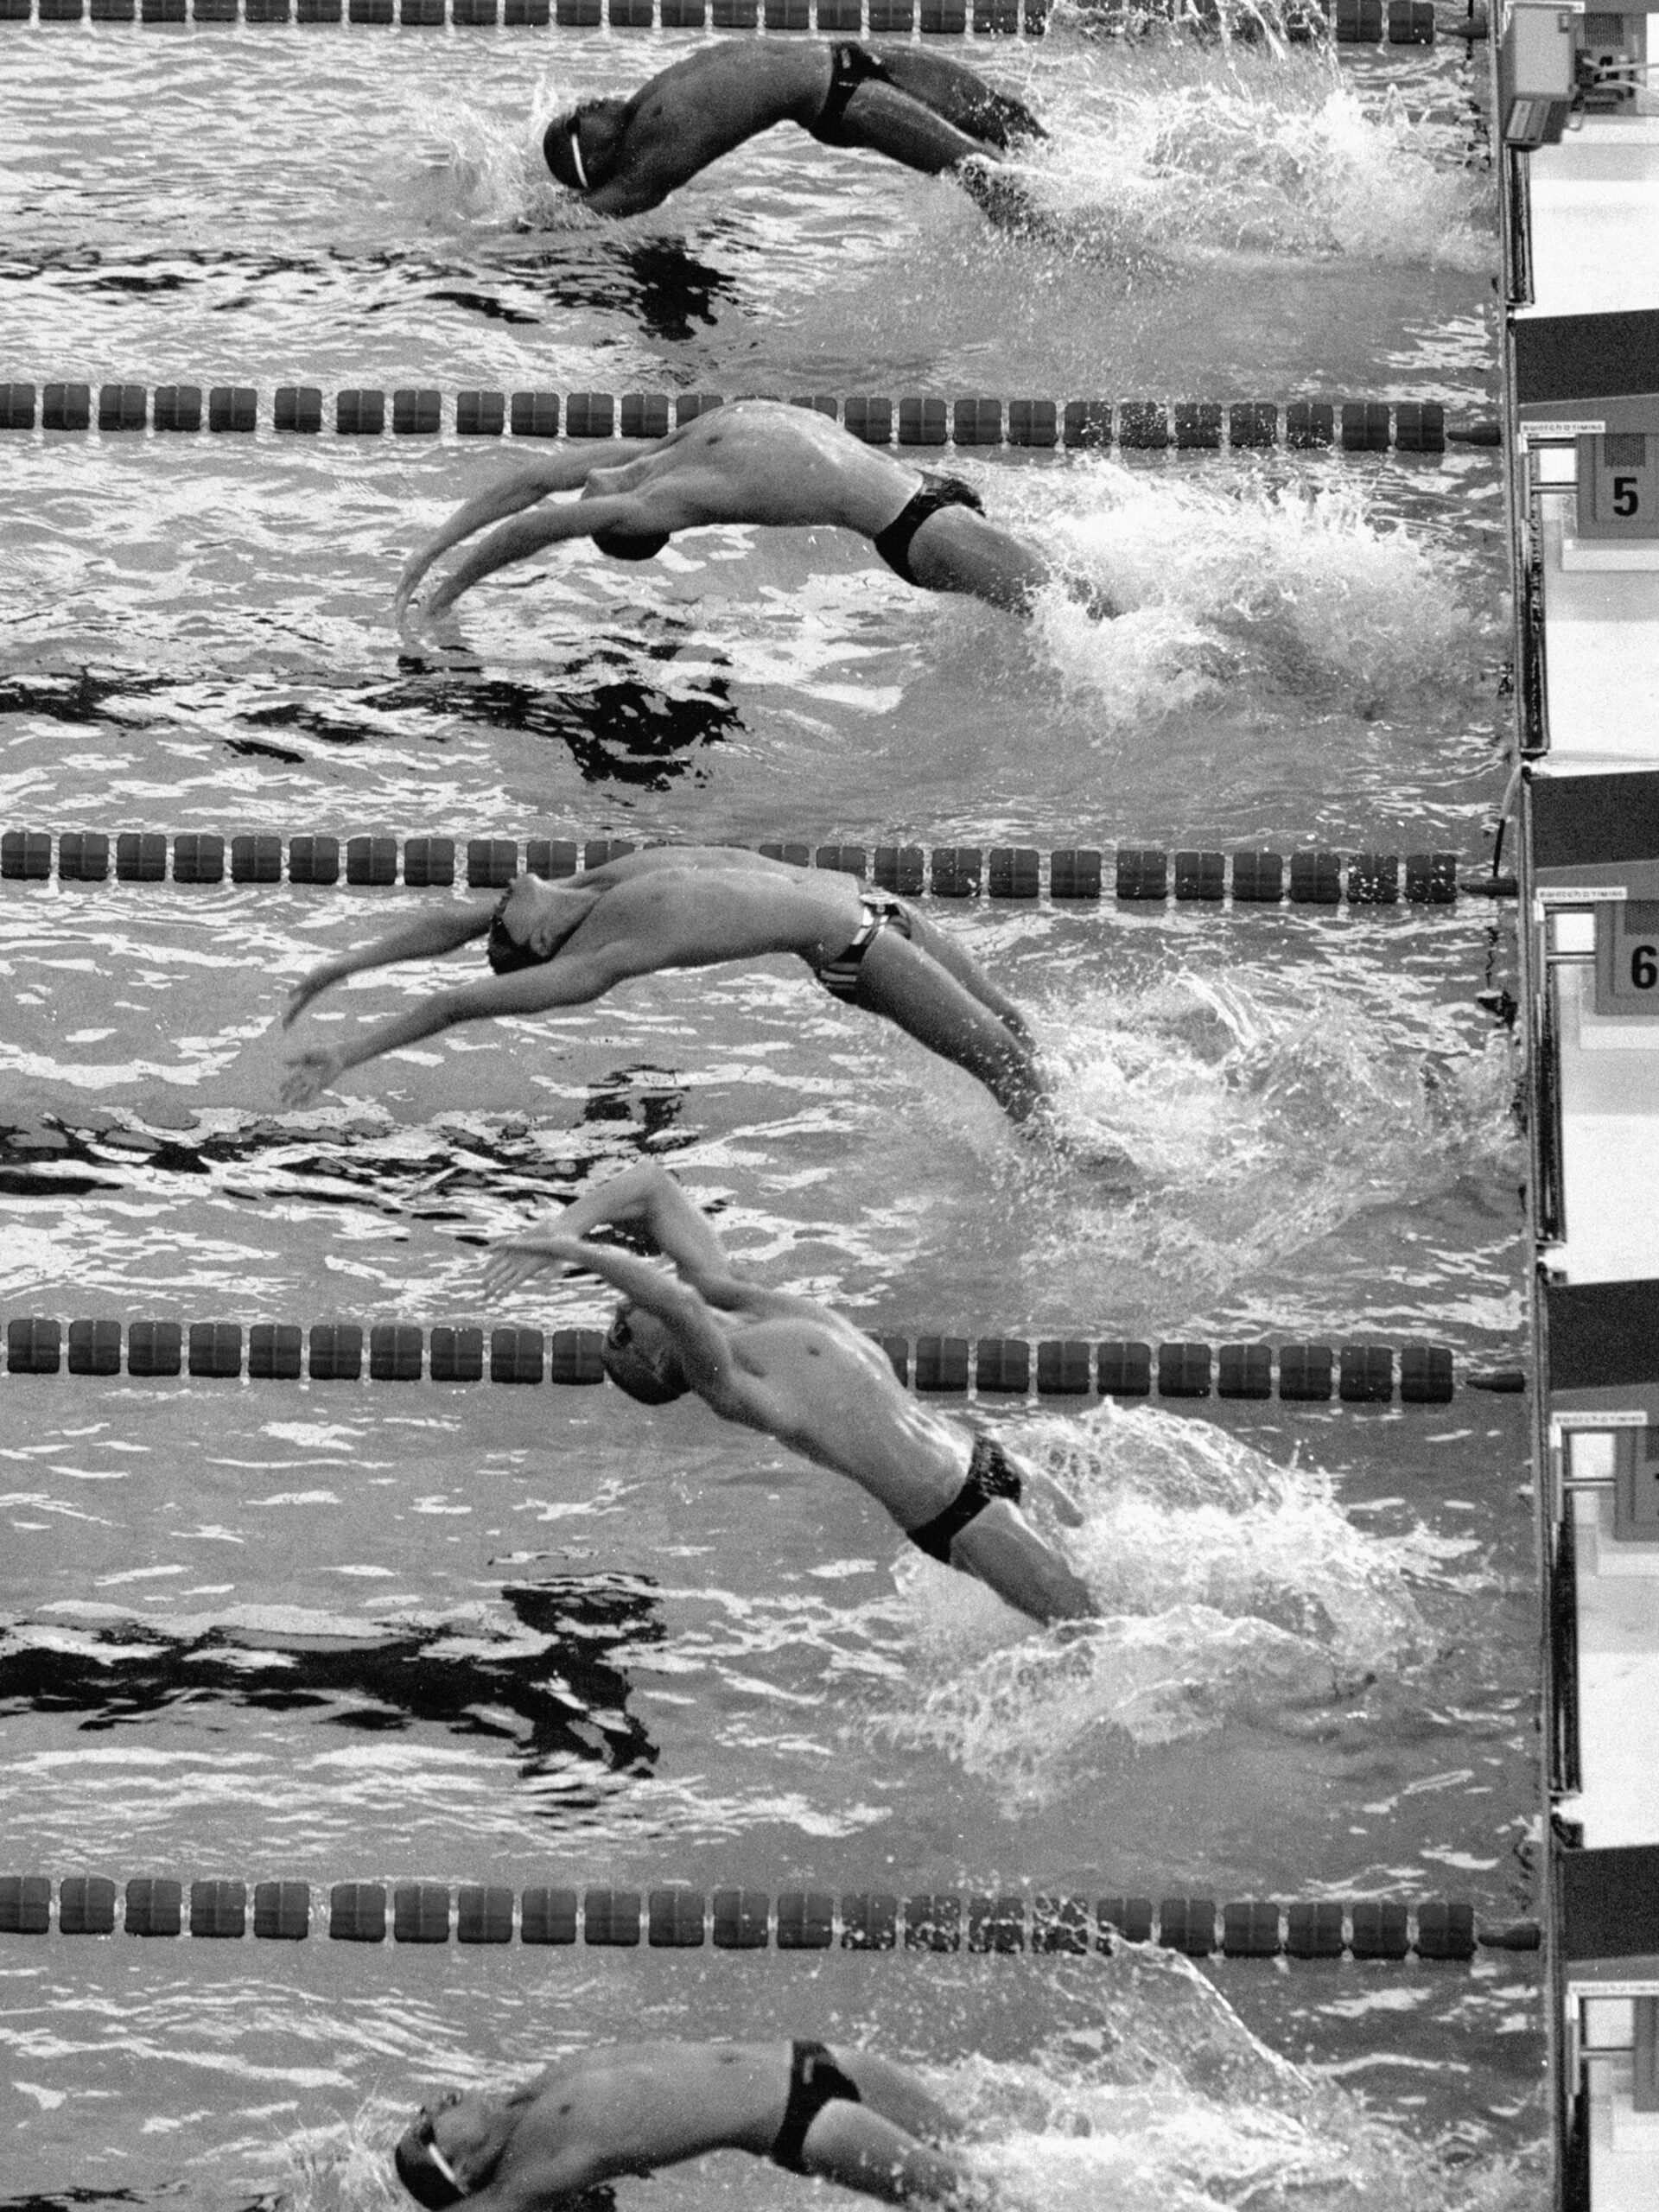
[
  {"x1": 480, "y1": 1162, "x2": 1096, "y2": 1628},
  {"x1": 394, "y1": 2037, "x2": 997, "y2": 2209},
  {"x1": 280, "y1": 844, "x2": 1052, "y2": 1127},
  {"x1": 393, "y1": 401, "x2": 1113, "y2": 626},
  {"x1": 540, "y1": 39, "x2": 1046, "y2": 225}
]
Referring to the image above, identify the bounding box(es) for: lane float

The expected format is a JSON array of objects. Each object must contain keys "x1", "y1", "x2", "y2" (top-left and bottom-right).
[
  {"x1": 0, "y1": 0, "x2": 1042, "y2": 29},
  {"x1": 0, "y1": 831, "x2": 1518, "y2": 906},
  {"x1": 0, "y1": 383, "x2": 1499, "y2": 453},
  {"x1": 0, "y1": 0, "x2": 1468, "y2": 35},
  {"x1": 0, "y1": 1318, "x2": 1524, "y2": 1402},
  {"x1": 0, "y1": 1875, "x2": 1536, "y2": 1958}
]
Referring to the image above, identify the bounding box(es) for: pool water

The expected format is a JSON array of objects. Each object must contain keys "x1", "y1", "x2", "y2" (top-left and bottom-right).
[{"x1": 0, "y1": 13, "x2": 1543, "y2": 2212}]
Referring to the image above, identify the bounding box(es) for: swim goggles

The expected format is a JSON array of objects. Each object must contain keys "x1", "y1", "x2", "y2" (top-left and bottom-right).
[{"x1": 395, "y1": 2105, "x2": 470, "y2": 2208}]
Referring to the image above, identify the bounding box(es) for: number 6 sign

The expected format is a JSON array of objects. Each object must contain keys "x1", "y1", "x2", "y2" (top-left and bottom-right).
[{"x1": 1596, "y1": 899, "x2": 1659, "y2": 1014}]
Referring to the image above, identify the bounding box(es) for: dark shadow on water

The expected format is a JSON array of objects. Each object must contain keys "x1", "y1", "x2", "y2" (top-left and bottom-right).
[
  {"x1": 362, "y1": 666, "x2": 743, "y2": 788},
  {"x1": 7, "y1": 240, "x2": 744, "y2": 349},
  {"x1": 0, "y1": 648, "x2": 743, "y2": 793},
  {"x1": 435, "y1": 238, "x2": 736, "y2": 345},
  {"x1": 0, "y1": 1076, "x2": 693, "y2": 1224},
  {"x1": 0, "y1": 1576, "x2": 664, "y2": 1801},
  {"x1": 0, "y1": 671, "x2": 178, "y2": 725},
  {"x1": 498, "y1": 238, "x2": 740, "y2": 346},
  {"x1": 0, "y1": 2194, "x2": 150, "y2": 2211}
]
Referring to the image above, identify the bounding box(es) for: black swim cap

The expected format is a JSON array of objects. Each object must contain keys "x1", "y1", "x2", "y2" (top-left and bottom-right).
[
  {"x1": 601, "y1": 1305, "x2": 690, "y2": 1405},
  {"x1": 591, "y1": 526, "x2": 671, "y2": 563},
  {"x1": 395, "y1": 2130, "x2": 467, "y2": 2210},
  {"x1": 545, "y1": 99, "x2": 628, "y2": 194},
  {"x1": 486, "y1": 909, "x2": 548, "y2": 976},
  {"x1": 544, "y1": 112, "x2": 586, "y2": 192}
]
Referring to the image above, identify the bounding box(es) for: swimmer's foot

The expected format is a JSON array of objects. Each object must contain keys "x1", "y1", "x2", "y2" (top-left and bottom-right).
[
  {"x1": 1017, "y1": 1103, "x2": 1141, "y2": 1188},
  {"x1": 954, "y1": 157, "x2": 1052, "y2": 238}
]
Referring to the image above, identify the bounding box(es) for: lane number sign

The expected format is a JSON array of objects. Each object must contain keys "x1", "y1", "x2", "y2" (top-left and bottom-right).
[{"x1": 1596, "y1": 899, "x2": 1659, "y2": 1014}]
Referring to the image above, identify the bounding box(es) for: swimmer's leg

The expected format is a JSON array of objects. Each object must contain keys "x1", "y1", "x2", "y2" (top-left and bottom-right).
[
  {"x1": 868, "y1": 46, "x2": 1048, "y2": 147},
  {"x1": 834, "y1": 2053, "x2": 966, "y2": 2145},
  {"x1": 900, "y1": 504, "x2": 1053, "y2": 618},
  {"x1": 796, "y1": 2102, "x2": 990, "y2": 2208},
  {"x1": 825, "y1": 79, "x2": 995, "y2": 175},
  {"x1": 950, "y1": 1498, "x2": 1098, "y2": 1626},
  {"x1": 854, "y1": 930, "x2": 1047, "y2": 1122},
  {"x1": 899, "y1": 911, "x2": 1037, "y2": 1048}
]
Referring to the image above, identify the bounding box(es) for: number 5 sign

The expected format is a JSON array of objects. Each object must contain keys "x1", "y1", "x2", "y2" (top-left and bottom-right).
[
  {"x1": 1577, "y1": 431, "x2": 1659, "y2": 542},
  {"x1": 1596, "y1": 899, "x2": 1659, "y2": 1014}
]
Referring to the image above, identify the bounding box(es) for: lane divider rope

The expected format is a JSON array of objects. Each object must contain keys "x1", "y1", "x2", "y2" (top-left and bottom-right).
[
  {"x1": 0, "y1": 384, "x2": 1499, "y2": 454},
  {"x1": 0, "y1": 1318, "x2": 1527, "y2": 1400},
  {"x1": 0, "y1": 0, "x2": 1045, "y2": 29},
  {"x1": 0, "y1": 0, "x2": 1454, "y2": 40},
  {"x1": 0, "y1": 1876, "x2": 1536, "y2": 1957},
  {"x1": 0, "y1": 831, "x2": 1519, "y2": 906}
]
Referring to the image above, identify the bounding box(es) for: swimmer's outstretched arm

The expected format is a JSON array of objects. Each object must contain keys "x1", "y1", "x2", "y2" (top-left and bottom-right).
[
  {"x1": 393, "y1": 448, "x2": 671, "y2": 620},
  {"x1": 283, "y1": 903, "x2": 494, "y2": 1026},
  {"x1": 484, "y1": 1162, "x2": 740, "y2": 1301},
  {"x1": 279, "y1": 947, "x2": 640, "y2": 1106},
  {"x1": 416, "y1": 493, "x2": 672, "y2": 620}
]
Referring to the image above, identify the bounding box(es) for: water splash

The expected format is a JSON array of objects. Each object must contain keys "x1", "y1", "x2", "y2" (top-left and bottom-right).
[
  {"x1": 1022, "y1": 966, "x2": 1518, "y2": 1298},
  {"x1": 874, "y1": 1402, "x2": 1481, "y2": 1802},
  {"x1": 397, "y1": 79, "x2": 589, "y2": 232},
  {"x1": 988, "y1": 454, "x2": 1484, "y2": 729},
  {"x1": 955, "y1": 2018, "x2": 1543, "y2": 2212},
  {"x1": 1020, "y1": 46, "x2": 1491, "y2": 270}
]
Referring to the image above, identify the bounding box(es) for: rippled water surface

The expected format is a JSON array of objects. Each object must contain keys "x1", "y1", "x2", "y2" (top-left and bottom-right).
[{"x1": 0, "y1": 13, "x2": 1541, "y2": 2210}]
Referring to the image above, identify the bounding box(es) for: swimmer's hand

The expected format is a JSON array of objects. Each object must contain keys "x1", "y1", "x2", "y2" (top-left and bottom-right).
[
  {"x1": 283, "y1": 960, "x2": 348, "y2": 1028},
  {"x1": 481, "y1": 1236, "x2": 567, "y2": 1300},
  {"x1": 393, "y1": 551, "x2": 440, "y2": 637},
  {"x1": 281, "y1": 1046, "x2": 346, "y2": 1109}
]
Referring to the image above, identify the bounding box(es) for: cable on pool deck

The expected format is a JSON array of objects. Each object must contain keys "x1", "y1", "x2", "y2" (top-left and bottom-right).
[
  {"x1": 0, "y1": 384, "x2": 1498, "y2": 452},
  {"x1": 0, "y1": 1318, "x2": 1526, "y2": 1400},
  {"x1": 0, "y1": 0, "x2": 1453, "y2": 39},
  {"x1": 0, "y1": 1875, "x2": 1535, "y2": 1955},
  {"x1": 0, "y1": 831, "x2": 1520, "y2": 905}
]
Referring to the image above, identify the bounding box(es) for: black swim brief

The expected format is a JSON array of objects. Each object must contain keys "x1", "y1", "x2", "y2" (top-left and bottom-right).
[
  {"x1": 809, "y1": 40, "x2": 895, "y2": 146},
  {"x1": 907, "y1": 1433, "x2": 1023, "y2": 1565},
  {"x1": 871, "y1": 474, "x2": 987, "y2": 588},
  {"x1": 772, "y1": 2041, "x2": 862, "y2": 2174},
  {"x1": 817, "y1": 895, "x2": 912, "y2": 1004}
]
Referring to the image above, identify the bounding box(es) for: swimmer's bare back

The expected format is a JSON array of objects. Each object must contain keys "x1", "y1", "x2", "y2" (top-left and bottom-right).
[{"x1": 397, "y1": 402, "x2": 1056, "y2": 622}]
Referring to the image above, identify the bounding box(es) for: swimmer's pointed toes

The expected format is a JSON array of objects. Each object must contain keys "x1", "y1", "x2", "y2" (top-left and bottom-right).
[{"x1": 1076, "y1": 1146, "x2": 1141, "y2": 1192}]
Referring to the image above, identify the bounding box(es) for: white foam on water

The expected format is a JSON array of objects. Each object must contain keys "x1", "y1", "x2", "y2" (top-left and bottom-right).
[
  {"x1": 1019, "y1": 44, "x2": 1491, "y2": 270},
  {"x1": 397, "y1": 77, "x2": 589, "y2": 232},
  {"x1": 874, "y1": 1402, "x2": 1482, "y2": 1804},
  {"x1": 977, "y1": 454, "x2": 1484, "y2": 730},
  {"x1": 1019, "y1": 966, "x2": 1519, "y2": 1289},
  {"x1": 953, "y1": 2031, "x2": 1542, "y2": 2212}
]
